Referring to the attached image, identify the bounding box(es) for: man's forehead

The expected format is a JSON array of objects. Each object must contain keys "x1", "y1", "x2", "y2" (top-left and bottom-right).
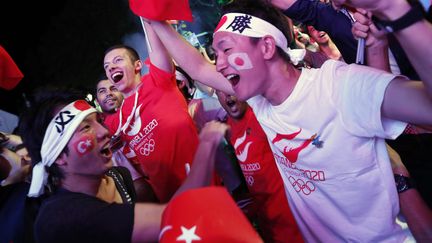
[
  {"x1": 104, "y1": 49, "x2": 128, "y2": 61},
  {"x1": 97, "y1": 79, "x2": 113, "y2": 89},
  {"x1": 81, "y1": 113, "x2": 95, "y2": 123},
  {"x1": 212, "y1": 33, "x2": 237, "y2": 49}
]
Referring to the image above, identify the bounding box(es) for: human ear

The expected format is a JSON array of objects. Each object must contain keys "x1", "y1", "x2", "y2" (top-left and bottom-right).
[
  {"x1": 134, "y1": 60, "x2": 143, "y2": 73},
  {"x1": 55, "y1": 153, "x2": 68, "y2": 166},
  {"x1": 261, "y1": 35, "x2": 277, "y2": 59}
]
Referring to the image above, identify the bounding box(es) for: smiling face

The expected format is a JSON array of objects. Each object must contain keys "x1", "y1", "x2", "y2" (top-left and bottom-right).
[
  {"x1": 212, "y1": 32, "x2": 269, "y2": 101},
  {"x1": 58, "y1": 113, "x2": 113, "y2": 177},
  {"x1": 307, "y1": 26, "x2": 329, "y2": 45},
  {"x1": 103, "y1": 47, "x2": 142, "y2": 96},
  {"x1": 96, "y1": 79, "x2": 123, "y2": 114}
]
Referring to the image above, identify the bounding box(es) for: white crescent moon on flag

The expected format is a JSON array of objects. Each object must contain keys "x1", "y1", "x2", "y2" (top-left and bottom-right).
[
  {"x1": 159, "y1": 225, "x2": 173, "y2": 241},
  {"x1": 77, "y1": 141, "x2": 88, "y2": 154},
  {"x1": 77, "y1": 139, "x2": 92, "y2": 154}
]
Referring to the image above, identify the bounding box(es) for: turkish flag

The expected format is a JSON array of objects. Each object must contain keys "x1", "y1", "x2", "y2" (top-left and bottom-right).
[
  {"x1": 0, "y1": 45, "x2": 24, "y2": 90},
  {"x1": 160, "y1": 186, "x2": 263, "y2": 243},
  {"x1": 129, "y1": 0, "x2": 193, "y2": 22}
]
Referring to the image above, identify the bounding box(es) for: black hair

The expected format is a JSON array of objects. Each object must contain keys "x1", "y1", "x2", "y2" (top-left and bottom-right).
[
  {"x1": 18, "y1": 85, "x2": 87, "y2": 192},
  {"x1": 94, "y1": 72, "x2": 109, "y2": 97},
  {"x1": 221, "y1": 0, "x2": 293, "y2": 62},
  {"x1": 104, "y1": 44, "x2": 140, "y2": 63},
  {"x1": 175, "y1": 66, "x2": 195, "y2": 101}
]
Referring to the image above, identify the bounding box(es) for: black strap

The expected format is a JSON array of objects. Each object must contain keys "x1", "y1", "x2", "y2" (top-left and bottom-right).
[{"x1": 106, "y1": 166, "x2": 137, "y2": 204}]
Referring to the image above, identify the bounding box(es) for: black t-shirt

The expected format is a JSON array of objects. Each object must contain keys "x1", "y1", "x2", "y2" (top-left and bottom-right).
[{"x1": 34, "y1": 189, "x2": 134, "y2": 243}]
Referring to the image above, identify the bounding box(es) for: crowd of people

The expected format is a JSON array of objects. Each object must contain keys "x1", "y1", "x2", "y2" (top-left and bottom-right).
[{"x1": 1, "y1": 0, "x2": 432, "y2": 242}]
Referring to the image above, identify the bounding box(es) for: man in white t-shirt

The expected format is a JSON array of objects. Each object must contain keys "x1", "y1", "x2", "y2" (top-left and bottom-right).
[{"x1": 147, "y1": 0, "x2": 432, "y2": 241}]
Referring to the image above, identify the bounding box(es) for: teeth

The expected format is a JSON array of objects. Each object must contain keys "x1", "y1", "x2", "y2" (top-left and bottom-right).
[
  {"x1": 111, "y1": 72, "x2": 123, "y2": 82},
  {"x1": 226, "y1": 74, "x2": 236, "y2": 80}
]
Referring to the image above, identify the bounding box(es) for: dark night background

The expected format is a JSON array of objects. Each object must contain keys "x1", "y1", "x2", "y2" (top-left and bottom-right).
[{"x1": 0, "y1": 0, "x2": 225, "y2": 120}]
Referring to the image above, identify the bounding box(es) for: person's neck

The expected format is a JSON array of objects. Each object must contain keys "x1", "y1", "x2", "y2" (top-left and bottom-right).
[
  {"x1": 61, "y1": 173, "x2": 104, "y2": 197},
  {"x1": 263, "y1": 61, "x2": 301, "y2": 106},
  {"x1": 123, "y1": 78, "x2": 143, "y2": 98}
]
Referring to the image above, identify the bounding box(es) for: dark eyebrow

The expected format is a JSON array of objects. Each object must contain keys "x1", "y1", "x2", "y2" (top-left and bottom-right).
[{"x1": 214, "y1": 39, "x2": 227, "y2": 49}]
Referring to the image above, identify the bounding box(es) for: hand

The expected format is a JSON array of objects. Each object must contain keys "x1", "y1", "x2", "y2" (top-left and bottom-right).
[
  {"x1": 199, "y1": 121, "x2": 230, "y2": 145},
  {"x1": 352, "y1": 9, "x2": 388, "y2": 48},
  {"x1": 330, "y1": 0, "x2": 408, "y2": 20}
]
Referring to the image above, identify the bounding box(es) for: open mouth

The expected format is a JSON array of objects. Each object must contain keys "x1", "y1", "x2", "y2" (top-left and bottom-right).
[
  {"x1": 226, "y1": 74, "x2": 240, "y2": 87},
  {"x1": 111, "y1": 72, "x2": 124, "y2": 83},
  {"x1": 100, "y1": 141, "x2": 113, "y2": 158},
  {"x1": 226, "y1": 98, "x2": 236, "y2": 108}
]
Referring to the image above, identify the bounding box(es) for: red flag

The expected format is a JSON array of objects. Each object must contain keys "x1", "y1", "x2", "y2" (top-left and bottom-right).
[
  {"x1": 0, "y1": 45, "x2": 24, "y2": 90},
  {"x1": 160, "y1": 186, "x2": 263, "y2": 243},
  {"x1": 129, "y1": 0, "x2": 193, "y2": 22}
]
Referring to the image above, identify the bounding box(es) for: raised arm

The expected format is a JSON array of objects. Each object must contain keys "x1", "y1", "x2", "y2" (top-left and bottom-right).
[
  {"x1": 351, "y1": 9, "x2": 390, "y2": 72},
  {"x1": 270, "y1": 0, "x2": 358, "y2": 64},
  {"x1": 148, "y1": 20, "x2": 234, "y2": 94},
  {"x1": 333, "y1": 0, "x2": 432, "y2": 91},
  {"x1": 376, "y1": 1, "x2": 432, "y2": 93},
  {"x1": 173, "y1": 121, "x2": 230, "y2": 198},
  {"x1": 142, "y1": 20, "x2": 174, "y2": 73},
  {"x1": 131, "y1": 121, "x2": 230, "y2": 242},
  {"x1": 268, "y1": 0, "x2": 298, "y2": 10}
]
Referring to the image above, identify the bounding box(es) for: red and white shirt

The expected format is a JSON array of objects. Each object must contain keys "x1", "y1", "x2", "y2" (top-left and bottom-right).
[
  {"x1": 105, "y1": 63, "x2": 199, "y2": 203},
  {"x1": 228, "y1": 106, "x2": 303, "y2": 243}
]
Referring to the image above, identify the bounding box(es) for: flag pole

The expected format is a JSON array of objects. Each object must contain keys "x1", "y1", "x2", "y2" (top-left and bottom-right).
[{"x1": 139, "y1": 17, "x2": 152, "y2": 53}]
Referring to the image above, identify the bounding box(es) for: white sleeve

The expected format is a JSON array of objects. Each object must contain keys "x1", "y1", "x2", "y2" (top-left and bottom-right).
[{"x1": 332, "y1": 63, "x2": 407, "y2": 138}]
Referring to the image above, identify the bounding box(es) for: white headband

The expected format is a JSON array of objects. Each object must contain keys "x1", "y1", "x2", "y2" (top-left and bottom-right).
[
  {"x1": 214, "y1": 13, "x2": 305, "y2": 65},
  {"x1": 28, "y1": 100, "x2": 97, "y2": 197}
]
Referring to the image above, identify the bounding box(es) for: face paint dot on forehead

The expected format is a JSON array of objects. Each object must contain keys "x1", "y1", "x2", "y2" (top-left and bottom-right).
[
  {"x1": 228, "y1": 53, "x2": 253, "y2": 71},
  {"x1": 74, "y1": 100, "x2": 91, "y2": 111},
  {"x1": 74, "y1": 134, "x2": 96, "y2": 156}
]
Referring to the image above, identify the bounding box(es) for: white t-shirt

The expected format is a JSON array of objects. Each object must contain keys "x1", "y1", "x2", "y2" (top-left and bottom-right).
[{"x1": 248, "y1": 60, "x2": 410, "y2": 242}]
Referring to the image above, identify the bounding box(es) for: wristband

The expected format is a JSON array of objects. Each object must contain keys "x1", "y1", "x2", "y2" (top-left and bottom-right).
[
  {"x1": 372, "y1": 1, "x2": 426, "y2": 33},
  {"x1": 394, "y1": 174, "x2": 416, "y2": 193}
]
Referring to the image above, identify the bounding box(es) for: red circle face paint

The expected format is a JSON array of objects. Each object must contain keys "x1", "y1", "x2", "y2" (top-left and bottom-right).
[
  {"x1": 228, "y1": 53, "x2": 253, "y2": 71},
  {"x1": 234, "y1": 57, "x2": 244, "y2": 66}
]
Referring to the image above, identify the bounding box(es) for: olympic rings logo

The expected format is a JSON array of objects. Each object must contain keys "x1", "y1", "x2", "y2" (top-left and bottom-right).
[
  {"x1": 246, "y1": 175, "x2": 254, "y2": 186},
  {"x1": 139, "y1": 139, "x2": 155, "y2": 156},
  {"x1": 288, "y1": 176, "x2": 316, "y2": 195}
]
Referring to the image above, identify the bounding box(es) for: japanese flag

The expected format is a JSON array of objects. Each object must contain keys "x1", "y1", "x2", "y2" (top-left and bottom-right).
[
  {"x1": 0, "y1": 45, "x2": 24, "y2": 90},
  {"x1": 129, "y1": 0, "x2": 193, "y2": 22},
  {"x1": 160, "y1": 186, "x2": 263, "y2": 243}
]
